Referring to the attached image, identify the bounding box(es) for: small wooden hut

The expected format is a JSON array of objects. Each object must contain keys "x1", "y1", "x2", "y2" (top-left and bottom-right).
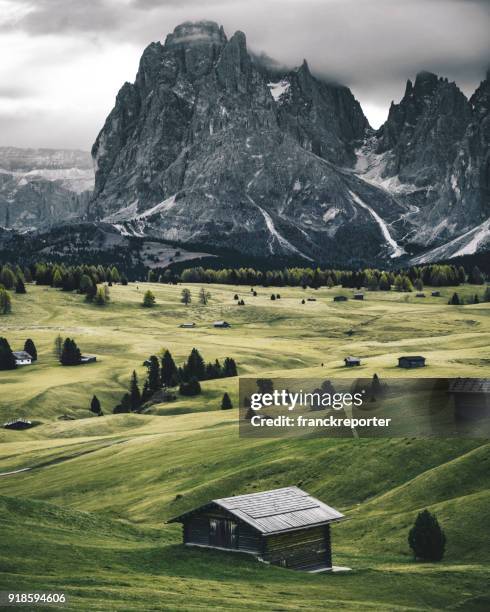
[{"x1": 168, "y1": 487, "x2": 344, "y2": 571}]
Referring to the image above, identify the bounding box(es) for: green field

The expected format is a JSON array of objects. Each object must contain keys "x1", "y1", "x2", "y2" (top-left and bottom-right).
[{"x1": 0, "y1": 282, "x2": 489, "y2": 610}]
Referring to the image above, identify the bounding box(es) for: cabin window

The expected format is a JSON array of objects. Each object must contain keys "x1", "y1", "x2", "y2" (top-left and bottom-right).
[{"x1": 209, "y1": 518, "x2": 238, "y2": 548}]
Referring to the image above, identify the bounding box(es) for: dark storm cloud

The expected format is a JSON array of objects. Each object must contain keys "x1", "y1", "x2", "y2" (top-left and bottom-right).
[{"x1": 1, "y1": 0, "x2": 488, "y2": 147}]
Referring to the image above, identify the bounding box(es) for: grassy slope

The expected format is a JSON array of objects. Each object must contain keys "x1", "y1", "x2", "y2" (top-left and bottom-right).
[{"x1": 0, "y1": 283, "x2": 489, "y2": 610}]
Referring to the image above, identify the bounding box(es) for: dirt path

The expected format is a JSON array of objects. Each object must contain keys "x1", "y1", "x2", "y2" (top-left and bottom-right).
[{"x1": 0, "y1": 438, "x2": 129, "y2": 477}]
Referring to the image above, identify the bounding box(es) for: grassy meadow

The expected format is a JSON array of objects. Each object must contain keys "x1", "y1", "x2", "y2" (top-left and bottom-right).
[{"x1": 0, "y1": 281, "x2": 489, "y2": 610}]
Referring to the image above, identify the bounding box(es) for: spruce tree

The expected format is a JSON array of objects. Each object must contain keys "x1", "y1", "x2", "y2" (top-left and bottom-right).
[
  {"x1": 146, "y1": 355, "x2": 161, "y2": 392},
  {"x1": 0, "y1": 337, "x2": 16, "y2": 370},
  {"x1": 408, "y1": 509, "x2": 446, "y2": 561},
  {"x1": 179, "y1": 377, "x2": 201, "y2": 397},
  {"x1": 0, "y1": 287, "x2": 12, "y2": 314},
  {"x1": 184, "y1": 348, "x2": 206, "y2": 381},
  {"x1": 90, "y1": 395, "x2": 102, "y2": 415},
  {"x1": 129, "y1": 370, "x2": 141, "y2": 411},
  {"x1": 181, "y1": 288, "x2": 192, "y2": 305},
  {"x1": 221, "y1": 392, "x2": 233, "y2": 410},
  {"x1": 54, "y1": 334, "x2": 63, "y2": 359},
  {"x1": 15, "y1": 277, "x2": 26, "y2": 294},
  {"x1": 223, "y1": 357, "x2": 238, "y2": 377},
  {"x1": 142, "y1": 290, "x2": 156, "y2": 307},
  {"x1": 161, "y1": 350, "x2": 178, "y2": 387},
  {"x1": 60, "y1": 338, "x2": 82, "y2": 366},
  {"x1": 24, "y1": 339, "x2": 37, "y2": 361}
]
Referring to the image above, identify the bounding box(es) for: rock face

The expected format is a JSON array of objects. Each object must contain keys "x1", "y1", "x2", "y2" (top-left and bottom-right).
[
  {"x1": 90, "y1": 21, "x2": 408, "y2": 265},
  {"x1": 0, "y1": 148, "x2": 93, "y2": 230},
  {"x1": 90, "y1": 21, "x2": 489, "y2": 264},
  {"x1": 357, "y1": 71, "x2": 490, "y2": 254}
]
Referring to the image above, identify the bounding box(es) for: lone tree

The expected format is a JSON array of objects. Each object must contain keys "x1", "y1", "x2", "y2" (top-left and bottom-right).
[
  {"x1": 24, "y1": 339, "x2": 37, "y2": 361},
  {"x1": 54, "y1": 334, "x2": 63, "y2": 359},
  {"x1": 408, "y1": 509, "x2": 446, "y2": 562},
  {"x1": 90, "y1": 395, "x2": 102, "y2": 415},
  {"x1": 0, "y1": 337, "x2": 16, "y2": 370},
  {"x1": 143, "y1": 290, "x2": 156, "y2": 308},
  {"x1": 449, "y1": 292, "x2": 461, "y2": 305},
  {"x1": 198, "y1": 286, "x2": 211, "y2": 305},
  {"x1": 60, "y1": 338, "x2": 82, "y2": 366},
  {"x1": 181, "y1": 288, "x2": 192, "y2": 306},
  {"x1": 0, "y1": 287, "x2": 12, "y2": 314},
  {"x1": 221, "y1": 392, "x2": 233, "y2": 410}
]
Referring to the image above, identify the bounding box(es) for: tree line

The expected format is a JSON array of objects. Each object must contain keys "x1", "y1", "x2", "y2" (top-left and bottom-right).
[{"x1": 178, "y1": 263, "x2": 486, "y2": 289}]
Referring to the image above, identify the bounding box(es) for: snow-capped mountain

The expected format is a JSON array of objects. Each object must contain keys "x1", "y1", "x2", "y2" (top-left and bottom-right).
[
  {"x1": 3, "y1": 21, "x2": 488, "y2": 265},
  {"x1": 88, "y1": 21, "x2": 488, "y2": 264},
  {"x1": 0, "y1": 148, "x2": 93, "y2": 230}
]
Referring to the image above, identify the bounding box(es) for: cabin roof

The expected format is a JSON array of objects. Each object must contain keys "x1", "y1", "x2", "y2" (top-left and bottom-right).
[
  {"x1": 448, "y1": 378, "x2": 490, "y2": 394},
  {"x1": 345, "y1": 356, "x2": 360, "y2": 361},
  {"x1": 399, "y1": 355, "x2": 425, "y2": 360},
  {"x1": 168, "y1": 486, "x2": 344, "y2": 534},
  {"x1": 12, "y1": 351, "x2": 32, "y2": 359}
]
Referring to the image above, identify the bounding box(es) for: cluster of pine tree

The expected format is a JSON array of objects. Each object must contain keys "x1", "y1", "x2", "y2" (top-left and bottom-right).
[
  {"x1": 113, "y1": 348, "x2": 238, "y2": 413},
  {"x1": 0, "y1": 264, "x2": 27, "y2": 296}
]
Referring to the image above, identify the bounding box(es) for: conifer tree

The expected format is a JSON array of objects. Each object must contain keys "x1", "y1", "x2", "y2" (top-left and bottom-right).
[
  {"x1": 146, "y1": 356, "x2": 161, "y2": 392},
  {"x1": 408, "y1": 509, "x2": 446, "y2": 561},
  {"x1": 60, "y1": 338, "x2": 82, "y2": 366},
  {"x1": 90, "y1": 395, "x2": 102, "y2": 415},
  {"x1": 161, "y1": 350, "x2": 178, "y2": 387},
  {"x1": 181, "y1": 288, "x2": 192, "y2": 305},
  {"x1": 0, "y1": 287, "x2": 12, "y2": 314},
  {"x1": 24, "y1": 339, "x2": 37, "y2": 361},
  {"x1": 142, "y1": 290, "x2": 156, "y2": 307},
  {"x1": 0, "y1": 337, "x2": 16, "y2": 370},
  {"x1": 129, "y1": 370, "x2": 141, "y2": 411},
  {"x1": 15, "y1": 276, "x2": 26, "y2": 294},
  {"x1": 221, "y1": 392, "x2": 233, "y2": 410}
]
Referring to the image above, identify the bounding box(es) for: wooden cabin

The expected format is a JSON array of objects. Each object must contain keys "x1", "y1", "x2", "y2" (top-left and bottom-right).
[
  {"x1": 333, "y1": 296, "x2": 348, "y2": 302},
  {"x1": 353, "y1": 293, "x2": 364, "y2": 300},
  {"x1": 398, "y1": 356, "x2": 426, "y2": 369},
  {"x1": 431, "y1": 291, "x2": 441, "y2": 297},
  {"x1": 179, "y1": 322, "x2": 196, "y2": 328},
  {"x1": 168, "y1": 486, "x2": 344, "y2": 572},
  {"x1": 448, "y1": 378, "x2": 490, "y2": 421},
  {"x1": 213, "y1": 321, "x2": 231, "y2": 328},
  {"x1": 12, "y1": 351, "x2": 32, "y2": 366},
  {"x1": 344, "y1": 356, "x2": 361, "y2": 367},
  {"x1": 3, "y1": 418, "x2": 33, "y2": 430}
]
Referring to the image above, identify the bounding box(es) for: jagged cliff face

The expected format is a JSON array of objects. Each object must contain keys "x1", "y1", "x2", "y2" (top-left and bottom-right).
[
  {"x1": 0, "y1": 148, "x2": 93, "y2": 230},
  {"x1": 357, "y1": 71, "x2": 490, "y2": 252},
  {"x1": 90, "y1": 21, "x2": 408, "y2": 264},
  {"x1": 90, "y1": 21, "x2": 489, "y2": 264}
]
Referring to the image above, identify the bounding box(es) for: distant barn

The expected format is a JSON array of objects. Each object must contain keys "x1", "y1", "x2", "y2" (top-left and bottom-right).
[
  {"x1": 333, "y1": 296, "x2": 348, "y2": 302},
  {"x1": 431, "y1": 291, "x2": 441, "y2": 297},
  {"x1": 353, "y1": 293, "x2": 364, "y2": 300},
  {"x1": 12, "y1": 351, "x2": 33, "y2": 366},
  {"x1": 168, "y1": 487, "x2": 344, "y2": 572},
  {"x1": 448, "y1": 378, "x2": 490, "y2": 421},
  {"x1": 179, "y1": 323, "x2": 196, "y2": 328},
  {"x1": 398, "y1": 356, "x2": 426, "y2": 368},
  {"x1": 213, "y1": 321, "x2": 231, "y2": 328},
  {"x1": 344, "y1": 356, "x2": 361, "y2": 367},
  {"x1": 3, "y1": 418, "x2": 33, "y2": 430}
]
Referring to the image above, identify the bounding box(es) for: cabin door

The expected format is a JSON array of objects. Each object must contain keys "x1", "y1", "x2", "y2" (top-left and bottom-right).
[{"x1": 209, "y1": 518, "x2": 238, "y2": 548}]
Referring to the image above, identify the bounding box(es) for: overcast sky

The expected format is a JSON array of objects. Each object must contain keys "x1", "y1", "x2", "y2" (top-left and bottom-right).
[{"x1": 0, "y1": 0, "x2": 488, "y2": 150}]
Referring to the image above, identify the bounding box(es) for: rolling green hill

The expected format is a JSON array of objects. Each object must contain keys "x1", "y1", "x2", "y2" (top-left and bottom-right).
[{"x1": 0, "y1": 282, "x2": 489, "y2": 610}]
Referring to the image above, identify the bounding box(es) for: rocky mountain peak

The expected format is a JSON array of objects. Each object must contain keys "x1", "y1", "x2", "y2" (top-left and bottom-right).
[{"x1": 164, "y1": 21, "x2": 227, "y2": 48}]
